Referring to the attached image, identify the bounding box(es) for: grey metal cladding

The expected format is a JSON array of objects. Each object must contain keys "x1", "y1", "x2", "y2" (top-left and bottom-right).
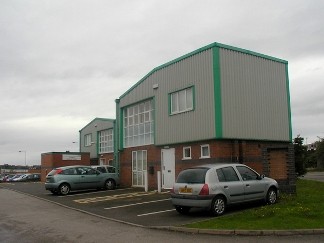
[
  {"x1": 219, "y1": 48, "x2": 290, "y2": 141},
  {"x1": 119, "y1": 49, "x2": 216, "y2": 145}
]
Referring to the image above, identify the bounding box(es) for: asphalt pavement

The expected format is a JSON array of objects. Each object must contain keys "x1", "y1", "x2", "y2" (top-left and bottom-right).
[
  {"x1": 1, "y1": 171, "x2": 324, "y2": 237},
  {"x1": 0, "y1": 182, "x2": 215, "y2": 227}
]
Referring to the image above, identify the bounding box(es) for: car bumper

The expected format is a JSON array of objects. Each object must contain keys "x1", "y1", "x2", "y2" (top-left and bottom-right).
[
  {"x1": 171, "y1": 194, "x2": 213, "y2": 208},
  {"x1": 45, "y1": 183, "x2": 60, "y2": 190}
]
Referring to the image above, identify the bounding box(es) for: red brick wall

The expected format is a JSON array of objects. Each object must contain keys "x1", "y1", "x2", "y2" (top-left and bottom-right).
[
  {"x1": 118, "y1": 140, "x2": 292, "y2": 190},
  {"x1": 269, "y1": 149, "x2": 288, "y2": 179},
  {"x1": 41, "y1": 153, "x2": 90, "y2": 182}
]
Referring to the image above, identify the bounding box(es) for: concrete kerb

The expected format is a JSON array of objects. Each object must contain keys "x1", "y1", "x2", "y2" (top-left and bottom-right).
[
  {"x1": 2, "y1": 186, "x2": 324, "y2": 236},
  {"x1": 150, "y1": 226, "x2": 324, "y2": 236}
]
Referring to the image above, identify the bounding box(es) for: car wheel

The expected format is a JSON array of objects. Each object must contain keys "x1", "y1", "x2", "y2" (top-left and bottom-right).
[
  {"x1": 59, "y1": 183, "x2": 70, "y2": 195},
  {"x1": 105, "y1": 179, "x2": 116, "y2": 190},
  {"x1": 266, "y1": 188, "x2": 277, "y2": 205},
  {"x1": 210, "y1": 196, "x2": 226, "y2": 216},
  {"x1": 175, "y1": 206, "x2": 190, "y2": 215}
]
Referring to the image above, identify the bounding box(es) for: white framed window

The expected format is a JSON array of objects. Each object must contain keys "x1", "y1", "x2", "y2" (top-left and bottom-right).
[
  {"x1": 124, "y1": 100, "x2": 154, "y2": 148},
  {"x1": 170, "y1": 86, "x2": 194, "y2": 115},
  {"x1": 84, "y1": 134, "x2": 92, "y2": 147},
  {"x1": 183, "y1": 146, "x2": 192, "y2": 160},
  {"x1": 200, "y1": 144, "x2": 210, "y2": 158},
  {"x1": 99, "y1": 129, "x2": 114, "y2": 153}
]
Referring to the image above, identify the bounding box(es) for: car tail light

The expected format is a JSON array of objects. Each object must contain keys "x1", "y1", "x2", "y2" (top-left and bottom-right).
[
  {"x1": 53, "y1": 169, "x2": 63, "y2": 175},
  {"x1": 170, "y1": 186, "x2": 175, "y2": 194},
  {"x1": 199, "y1": 184, "x2": 209, "y2": 195}
]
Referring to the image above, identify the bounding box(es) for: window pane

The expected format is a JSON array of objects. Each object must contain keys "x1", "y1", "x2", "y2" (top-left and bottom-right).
[
  {"x1": 129, "y1": 107, "x2": 133, "y2": 116},
  {"x1": 186, "y1": 88, "x2": 193, "y2": 109},
  {"x1": 216, "y1": 169, "x2": 226, "y2": 182},
  {"x1": 171, "y1": 93, "x2": 178, "y2": 113},
  {"x1": 222, "y1": 167, "x2": 239, "y2": 182},
  {"x1": 178, "y1": 89, "x2": 186, "y2": 111},
  {"x1": 144, "y1": 112, "x2": 149, "y2": 122},
  {"x1": 236, "y1": 166, "x2": 258, "y2": 181},
  {"x1": 145, "y1": 133, "x2": 150, "y2": 144},
  {"x1": 139, "y1": 103, "x2": 144, "y2": 113},
  {"x1": 201, "y1": 145, "x2": 210, "y2": 157},
  {"x1": 124, "y1": 100, "x2": 154, "y2": 148},
  {"x1": 144, "y1": 122, "x2": 150, "y2": 133},
  {"x1": 184, "y1": 147, "x2": 191, "y2": 158}
]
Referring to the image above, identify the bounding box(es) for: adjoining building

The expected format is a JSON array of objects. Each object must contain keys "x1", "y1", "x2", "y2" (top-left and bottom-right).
[
  {"x1": 79, "y1": 118, "x2": 116, "y2": 166},
  {"x1": 115, "y1": 42, "x2": 295, "y2": 193},
  {"x1": 40, "y1": 152, "x2": 90, "y2": 182}
]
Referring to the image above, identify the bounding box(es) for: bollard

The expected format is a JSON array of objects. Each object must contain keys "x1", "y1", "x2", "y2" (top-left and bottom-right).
[
  {"x1": 157, "y1": 171, "x2": 161, "y2": 193},
  {"x1": 144, "y1": 170, "x2": 148, "y2": 192}
]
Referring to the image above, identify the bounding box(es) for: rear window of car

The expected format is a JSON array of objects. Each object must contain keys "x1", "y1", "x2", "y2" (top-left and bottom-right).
[
  {"x1": 96, "y1": 167, "x2": 106, "y2": 173},
  {"x1": 107, "y1": 167, "x2": 116, "y2": 173},
  {"x1": 216, "y1": 167, "x2": 240, "y2": 182},
  {"x1": 95, "y1": 166, "x2": 116, "y2": 173},
  {"x1": 48, "y1": 169, "x2": 59, "y2": 176},
  {"x1": 176, "y1": 168, "x2": 208, "y2": 184}
]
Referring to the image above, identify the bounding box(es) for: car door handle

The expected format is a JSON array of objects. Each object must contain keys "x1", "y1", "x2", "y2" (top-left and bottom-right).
[
  {"x1": 246, "y1": 184, "x2": 250, "y2": 187},
  {"x1": 224, "y1": 186, "x2": 228, "y2": 189}
]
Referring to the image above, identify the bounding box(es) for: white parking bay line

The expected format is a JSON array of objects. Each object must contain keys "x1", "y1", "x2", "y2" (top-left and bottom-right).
[
  {"x1": 57, "y1": 188, "x2": 131, "y2": 197},
  {"x1": 137, "y1": 209, "x2": 175, "y2": 217},
  {"x1": 104, "y1": 198, "x2": 170, "y2": 210}
]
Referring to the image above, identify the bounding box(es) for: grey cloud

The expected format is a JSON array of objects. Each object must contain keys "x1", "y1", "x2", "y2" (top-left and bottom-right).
[{"x1": 1, "y1": 0, "x2": 324, "y2": 164}]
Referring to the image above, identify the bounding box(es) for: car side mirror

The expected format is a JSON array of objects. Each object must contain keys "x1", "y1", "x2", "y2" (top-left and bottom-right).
[{"x1": 258, "y1": 174, "x2": 265, "y2": 180}]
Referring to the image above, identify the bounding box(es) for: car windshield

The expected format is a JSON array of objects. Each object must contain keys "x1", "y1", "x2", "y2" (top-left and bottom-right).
[{"x1": 176, "y1": 168, "x2": 208, "y2": 184}]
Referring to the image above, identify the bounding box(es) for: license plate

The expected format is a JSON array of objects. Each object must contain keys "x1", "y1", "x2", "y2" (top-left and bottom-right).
[{"x1": 179, "y1": 187, "x2": 192, "y2": 194}]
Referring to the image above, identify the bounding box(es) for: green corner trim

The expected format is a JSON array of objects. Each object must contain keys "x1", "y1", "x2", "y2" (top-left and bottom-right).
[
  {"x1": 285, "y1": 64, "x2": 293, "y2": 141},
  {"x1": 213, "y1": 47, "x2": 223, "y2": 139}
]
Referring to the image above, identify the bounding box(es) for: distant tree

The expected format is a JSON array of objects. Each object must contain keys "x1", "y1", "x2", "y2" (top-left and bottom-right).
[
  {"x1": 293, "y1": 135, "x2": 307, "y2": 176},
  {"x1": 317, "y1": 140, "x2": 324, "y2": 169},
  {"x1": 305, "y1": 149, "x2": 317, "y2": 168}
]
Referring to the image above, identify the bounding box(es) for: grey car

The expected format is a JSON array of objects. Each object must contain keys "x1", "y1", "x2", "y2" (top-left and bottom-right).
[
  {"x1": 45, "y1": 165, "x2": 119, "y2": 195},
  {"x1": 170, "y1": 163, "x2": 279, "y2": 216}
]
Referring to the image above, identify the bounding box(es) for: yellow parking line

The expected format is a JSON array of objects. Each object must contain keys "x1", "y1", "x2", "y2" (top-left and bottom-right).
[{"x1": 74, "y1": 191, "x2": 169, "y2": 204}]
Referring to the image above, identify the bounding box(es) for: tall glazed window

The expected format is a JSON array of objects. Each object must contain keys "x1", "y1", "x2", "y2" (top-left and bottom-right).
[
  {"x1": 124, "y1": 100, "x2": 154, "y2": 148},
  {"x1": 99, "y1": 129, "x2": 113, "y2": 153}
]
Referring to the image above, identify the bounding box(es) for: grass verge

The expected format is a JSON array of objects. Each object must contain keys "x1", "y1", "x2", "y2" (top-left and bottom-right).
[{"x1": 185, "y1": 179, "x2": 324, "y2": 230}]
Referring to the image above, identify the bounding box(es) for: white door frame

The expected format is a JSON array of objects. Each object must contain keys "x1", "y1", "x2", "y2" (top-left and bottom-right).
[{"x1": 161, "y1": 148, "x2": 175, "y2": 189}]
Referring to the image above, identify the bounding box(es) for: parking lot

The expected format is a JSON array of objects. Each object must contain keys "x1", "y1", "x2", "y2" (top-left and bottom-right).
[{"x1": 0, "y1": 182, "x2": 213, "y2": 227}]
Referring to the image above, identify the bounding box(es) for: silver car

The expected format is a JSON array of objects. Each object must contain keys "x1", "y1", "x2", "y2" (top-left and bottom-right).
[
  {"x1": 45, "y1": 165, "x2": 119, "y2": 195},
  {"x1": 171, "y1": 163, "x2": 279, "y2": 216}
]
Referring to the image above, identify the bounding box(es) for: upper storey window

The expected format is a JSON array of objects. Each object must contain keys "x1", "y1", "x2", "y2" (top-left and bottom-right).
[
  {"x1": 170, "y1": 87, "x2": 194, "y2": 115},
  {"x1": 124, "y1": 100, "x2": 154, "y2": 148}
]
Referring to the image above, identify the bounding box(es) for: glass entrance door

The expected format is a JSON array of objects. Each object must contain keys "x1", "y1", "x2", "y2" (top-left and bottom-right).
[{"x1": 132, "y1": 150, "x2": 147, "y2": 187}]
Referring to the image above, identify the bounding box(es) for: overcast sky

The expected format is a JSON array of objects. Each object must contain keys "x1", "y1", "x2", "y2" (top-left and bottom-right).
[{"x1": 1, "y1": 0, "x2": 323, "y2": 166}]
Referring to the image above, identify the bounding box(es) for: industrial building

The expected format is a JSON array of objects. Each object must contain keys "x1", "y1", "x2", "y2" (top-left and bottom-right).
[
  {"x1": 115, "y1": 42, "x2": 294, "y2": 193},
  {"x1": 79, "y1": 118, "x2": 115, "y2": 165},
  {"x1": 81, "y1": 42, "x2": 295, "y2": 193}
]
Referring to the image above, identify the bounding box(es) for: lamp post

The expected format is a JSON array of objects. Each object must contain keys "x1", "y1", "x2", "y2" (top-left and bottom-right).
[{"x1": 19, "y1": 150, "x2": 27, "y2": 167}]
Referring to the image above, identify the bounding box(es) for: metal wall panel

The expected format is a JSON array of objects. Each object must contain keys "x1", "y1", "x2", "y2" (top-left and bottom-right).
[
  {"x1": 219, "y1": 48, "x2": 290, "y2": 141},
  {"x1": 119, "y1": 49, "x2": 216, "y2": 145}
]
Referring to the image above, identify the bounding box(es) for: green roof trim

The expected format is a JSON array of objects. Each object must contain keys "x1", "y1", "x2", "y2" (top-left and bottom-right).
[
  {"x1": 119, "y1": 42, "x2": 288, "y2": 99},
  {"x1": 213, "y1": 47, "x2": 223, "y2": 139}
]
